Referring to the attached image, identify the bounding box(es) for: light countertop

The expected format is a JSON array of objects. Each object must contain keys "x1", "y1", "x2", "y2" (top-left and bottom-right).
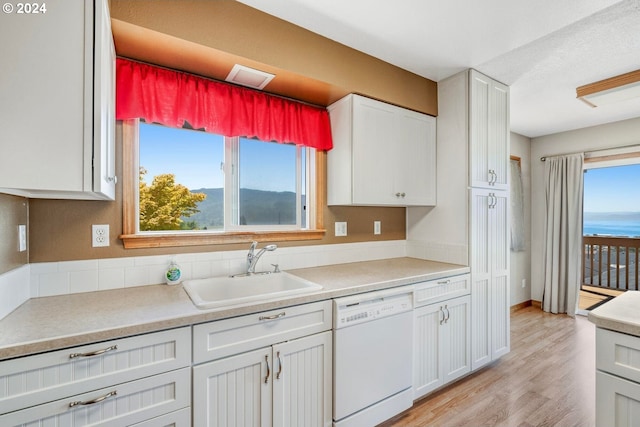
[
  {"x1": 588, "y1": 290, "x2": 640, "y2": 336},
  {"x1": 0, "y1": 257, "x2": 468, "y2": 360}
]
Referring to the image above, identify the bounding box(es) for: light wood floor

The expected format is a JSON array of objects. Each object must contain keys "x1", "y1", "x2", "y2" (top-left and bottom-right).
[
  {"x1": 380, "y1": 306, "x2": 596, "y2": 427},
  {"x1": 579, "y1": 286, "x2": 623, "y2": 310}
]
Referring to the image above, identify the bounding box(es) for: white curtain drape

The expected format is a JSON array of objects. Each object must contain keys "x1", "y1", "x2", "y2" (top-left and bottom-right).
[
  {"x1": 510, "y1": 159, "x2": 525, "y2": 251},
  {"x1": 542, "y1": 153, "x2": 584, "y2": 316}
]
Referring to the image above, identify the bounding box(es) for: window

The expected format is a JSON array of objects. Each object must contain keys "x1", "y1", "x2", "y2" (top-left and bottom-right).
[
  {"x1": 116, "y1": 59, "x2": 331, "y2": 248},
  {"x1": 121, "y1": 120, "x2": 325, "y2": 249}
]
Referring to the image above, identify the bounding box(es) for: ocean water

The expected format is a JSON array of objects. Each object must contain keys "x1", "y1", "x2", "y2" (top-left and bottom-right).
[{"x1": 583, "y1": 220, "x2": 640, "y2": 237}]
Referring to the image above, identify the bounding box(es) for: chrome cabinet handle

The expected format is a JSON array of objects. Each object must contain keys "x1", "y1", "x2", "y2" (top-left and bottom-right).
[
  {"x1": 444, "y1": 305, "x2": 450, "y2": 323},
  {"x1": 439, "y1": 306, "x2": 445, "y2": 325},
  {"x1": 395, "y1": 192, "x2": 406, "y2": 198},
  {"x1": 69, "y1": 345, "x2": 118, "y2": 359},
  {"x1": 437, "y1": 279, "x2": 451, "y2": 285},
  {"x1": 69, "y1": 391, "x2": 117, "y2": 408},
  {"x1": 259, "y1": 312, "x2": 286, "y2": 321},
  {"x1": 276, "y1": 351, "x2": 283, "y2": 380},
  {"x1": 264, "y1": 355, "x2": 270, "y2": 384},
  {"x1": 488, "y1": 169, "x2": 497, "y2": 185},
  {"x1": 488, "y1": 193, "x2": 497, "y2": 209}
]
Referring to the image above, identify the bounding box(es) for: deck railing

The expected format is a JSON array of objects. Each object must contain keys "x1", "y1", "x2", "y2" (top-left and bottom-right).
[{"x1": 583, "y1": 236, "x2": 640, "y2": 291}]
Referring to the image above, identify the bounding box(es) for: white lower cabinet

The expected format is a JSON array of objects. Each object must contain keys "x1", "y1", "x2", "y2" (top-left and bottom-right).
[
  {"x1": 595, "y1": 327, "x2": 640, "y2": 427},
  {"x1": 413, "y1": 295, "x2": 471, "y2": 399},
  {"x1": 0, "y1": 327, "x2": 191, "y2": 426},
  {"x1": 192, "y1": 301, "x2": 333, "y2": 427}
]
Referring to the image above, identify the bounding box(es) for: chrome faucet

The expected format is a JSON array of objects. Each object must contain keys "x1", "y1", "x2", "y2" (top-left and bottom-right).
[{"x1": 246, "y1": 241, "x2": 277, "y2": 274}]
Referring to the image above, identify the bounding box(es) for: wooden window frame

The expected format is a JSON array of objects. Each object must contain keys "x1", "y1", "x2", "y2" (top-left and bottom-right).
[{"x1": 119, "y1": 119, "x2": 326, "y2": 249}]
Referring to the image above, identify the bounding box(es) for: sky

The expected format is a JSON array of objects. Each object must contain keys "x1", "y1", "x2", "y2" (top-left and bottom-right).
[
  {"x1": 583, "y1": 163, "x2": 640, "y2": 212},
  {"x1": 139, "y1": 122, "x2": 298, "y2": 192}
]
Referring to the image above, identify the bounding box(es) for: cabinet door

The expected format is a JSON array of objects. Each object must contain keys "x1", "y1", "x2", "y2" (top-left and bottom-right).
[
  {"x1": 596, "y1": 370, "x2": 640, "y2": 427},
  {"x1": 470, "y1": 189, "x2": 510, "y2": 369},
  {"x1": 489, "y1": 80, "x2": 509, "y2": 190},
  {"x1": 193, "y1": 347, "x2": 272, "y2": 427},
  {"x1": 92, "y1": 0, "x2": 117, "y2": 200},
  {"x1": 414, "y1": 303, "x2": 444, "y2": 398},
  {"x1": 470, "y1": 189, "x2": 493, "y2": 370},
  {"x1": 0, "y1": 0, "x2": 115, "y2": 200},
  {"x1": 351, "y1": 96, "x2": 397, "y2": 205},
  {"x1": 414, "y1": 296, "x2": 470, "y2": 400},
  {"x1": 442, "y1": 295, "x2": 471, "y2": 384},
  {"x1": 0, "y1": 0, "x2": 85, "y2": 193},
  {"x1": 273, "y1": 331, "x2": 332, "y2": 427},
  {"x1": 395, "y1": 110, "x2": 436, "y2": 206},
  {"x1": 490, "y1": 192, "x2": 510, "y2": 360},
  {"x1": 469, "y1": 70, "x2": 509, "y2": 190}
]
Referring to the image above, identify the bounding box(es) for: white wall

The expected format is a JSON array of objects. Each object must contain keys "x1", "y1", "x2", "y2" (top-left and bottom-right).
[
  {"x1": 407, "y1": 71, "x2": 469, "y2": 266},
  {"x1": 510, "y1": 132, "x2": 532, "y2": 306},
  {"x1": 530, "y1": 117, "x2": 640, "y2": 301}
]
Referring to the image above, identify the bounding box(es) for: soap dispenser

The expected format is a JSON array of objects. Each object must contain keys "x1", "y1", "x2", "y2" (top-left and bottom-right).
[{"x1": 166, "y1": 259, "x2": 182, "y2": 285}]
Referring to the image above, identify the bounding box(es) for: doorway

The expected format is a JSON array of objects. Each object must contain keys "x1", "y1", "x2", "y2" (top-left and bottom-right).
[{"x1": 579, "y1": 162, "x2": 640, "y2": 312}]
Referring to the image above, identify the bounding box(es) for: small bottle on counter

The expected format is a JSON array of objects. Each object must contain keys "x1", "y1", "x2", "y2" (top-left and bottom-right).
[{"x1": 166, "y1": 259, "x2": 182, "y2": 285}]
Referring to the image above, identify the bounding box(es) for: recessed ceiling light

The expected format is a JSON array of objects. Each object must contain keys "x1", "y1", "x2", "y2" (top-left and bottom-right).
[
  {"x1": 577, "y1": 69, "x2": 640, "y2": 108},
  {"x1": 225, "y1": 64, "x2": 275, "y2": 90}
]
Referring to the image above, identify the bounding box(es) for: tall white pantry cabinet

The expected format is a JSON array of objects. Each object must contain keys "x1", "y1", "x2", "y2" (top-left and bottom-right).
[
  {"x1": 468, "y1": 70, "x2": 510, "y2": 369},
  {"x1": 437, "y1": 69, "x2": 511, "y2": 370}
]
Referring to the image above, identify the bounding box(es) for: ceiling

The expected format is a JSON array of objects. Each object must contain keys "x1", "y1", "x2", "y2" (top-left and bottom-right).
[{"x1": 237, "y1": 0, "x2": 640, "y2": 138}]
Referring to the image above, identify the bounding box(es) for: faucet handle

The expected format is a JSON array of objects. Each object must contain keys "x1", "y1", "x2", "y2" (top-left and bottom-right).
[{"x1": 271, "y1": 264, "x2": 281, "y2": 273}]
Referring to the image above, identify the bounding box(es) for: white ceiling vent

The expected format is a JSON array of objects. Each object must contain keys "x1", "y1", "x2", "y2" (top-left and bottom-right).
[{"x1": 225, "y1": 64, "x2": 275, "y2": 90}]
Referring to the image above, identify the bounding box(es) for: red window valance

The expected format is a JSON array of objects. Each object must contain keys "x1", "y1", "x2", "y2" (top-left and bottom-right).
[{"x1": 115, "y1": 58, "x2": 333, "y2": 151}]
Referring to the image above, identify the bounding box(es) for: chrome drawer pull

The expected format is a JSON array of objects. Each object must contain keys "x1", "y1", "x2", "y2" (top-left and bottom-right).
[
  {"x1": 69, "y1": 390, "x2": 117, "y2": 408},
  {"x1": 264, "y1": 355, "x2": 271, "y2": 384},
  {"x1": 437, "y1": 280, "x2": 451, "y2": 285},
  {"x1": 69, "y1": 345, "x2": 118, "y2": 359},
  {"x1": 259, "y1": 312, "x2": 286, "y2": 321},
  {"x1": 276, "y1": 351, "x2": 283, "y2": 380}
]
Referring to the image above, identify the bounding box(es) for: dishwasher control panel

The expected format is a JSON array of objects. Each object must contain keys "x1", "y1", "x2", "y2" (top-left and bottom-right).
[{"x1": 333, "y1": 288, "x2": 413, "y2": 329}]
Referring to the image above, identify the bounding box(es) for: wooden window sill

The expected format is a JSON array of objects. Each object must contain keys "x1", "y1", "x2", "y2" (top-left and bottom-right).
[{"x1": 120, "y1": 229, "x2": 326, "y2": 249}]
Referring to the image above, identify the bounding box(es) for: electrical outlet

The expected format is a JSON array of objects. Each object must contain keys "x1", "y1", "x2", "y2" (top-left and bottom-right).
[
  {"x1": 335, "y1": 222, "x2": 347, "y2": 237},
  {"x1": 92, "y1": 224, "x2": 110, "y2": 247},
  {"x1": 521, "y1": 279, "x2": 527, "y2": 288},
  {"x1": 374, "y1": 221, "x2": 381, "y2": 235}
]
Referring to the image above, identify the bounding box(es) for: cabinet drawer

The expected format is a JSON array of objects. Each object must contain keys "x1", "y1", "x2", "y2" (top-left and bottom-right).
[
  {"x1": 0, "y1": 367, "x2": 190, "y2": 427},
  {"x1": 0, "y1": 327, "x2": 191, "y2": 414},
  {"x1": 131, "y1": 407, "x2": 191, "y2": 427},
  {"x1": 193, "y1": 301, "x2": 332, "y2": 364},
  {"x1": 414, "y1": 274, "x2": 470, "y2": 307},
  {"x1": 597, "y1": 327, "x2": 640, "y2": 383}
]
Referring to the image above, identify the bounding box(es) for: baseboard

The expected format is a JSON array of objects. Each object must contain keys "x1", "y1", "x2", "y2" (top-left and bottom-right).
[
  {"x1": 532, "y1": 300, "x2": 541, "y2": 309},
  {"x1": 510, "y1": 300, "x2": 532, "y2": 313}
]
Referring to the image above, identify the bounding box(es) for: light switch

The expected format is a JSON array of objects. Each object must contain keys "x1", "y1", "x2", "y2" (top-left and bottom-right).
[
  {"x1": 18, "y1": 225, "x2": 27, "y2": 252},
  {"x1": 335, "y1": 222, "x2": 347, "y2": 237}
]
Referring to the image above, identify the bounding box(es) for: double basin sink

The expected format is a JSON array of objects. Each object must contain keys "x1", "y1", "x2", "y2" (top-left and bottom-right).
[{"x1": 183, "y1": 271, "x2": 323, "y2": 310}]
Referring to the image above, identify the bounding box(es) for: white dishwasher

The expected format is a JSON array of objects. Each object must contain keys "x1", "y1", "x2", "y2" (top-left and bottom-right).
[{"x1": 333, "y1": 286, "x2": 414, "y2": 427}]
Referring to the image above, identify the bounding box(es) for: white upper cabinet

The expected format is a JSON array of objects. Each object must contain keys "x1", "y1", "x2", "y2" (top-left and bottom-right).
[
  {"x1": 327, "y1": 94, "x2": 436, "y2": 206},
  {"x1": 0, "y1": 0, "x2": 116, "y2": 200},
  {"x1": 469, "y1": 70, "x2": 509, "y2": 190}
]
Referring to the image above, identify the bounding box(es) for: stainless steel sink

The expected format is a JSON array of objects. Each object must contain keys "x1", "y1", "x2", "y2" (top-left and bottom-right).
[{"x1": 183, "y1": 272, "x2": 323, "y2": 310}]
